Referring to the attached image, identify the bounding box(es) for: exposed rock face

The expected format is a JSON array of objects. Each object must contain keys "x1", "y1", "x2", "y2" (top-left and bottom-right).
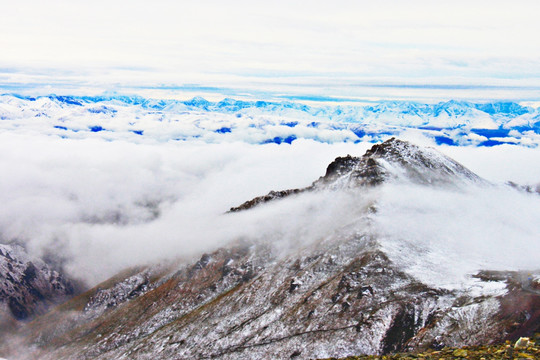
[
  {"x1": 0, "y1": 244, "x2": 76, "y2": 325},
  {"x1": 2, "y1": 139, "x2": 539, "y2": 360}
]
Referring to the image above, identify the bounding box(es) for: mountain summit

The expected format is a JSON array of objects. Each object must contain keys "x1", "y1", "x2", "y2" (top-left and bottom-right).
[
  {"x1": 316, "y1": 137, "x2": 481, "y2": 186},
  {"x1": 230, "y1": 138, "x2": 482, "y2": 212}
]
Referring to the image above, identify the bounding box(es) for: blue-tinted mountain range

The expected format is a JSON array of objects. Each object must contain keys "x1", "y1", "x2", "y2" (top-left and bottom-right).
[{"x1": 1, "y1": 94, "x2": 539, "y2": 146}]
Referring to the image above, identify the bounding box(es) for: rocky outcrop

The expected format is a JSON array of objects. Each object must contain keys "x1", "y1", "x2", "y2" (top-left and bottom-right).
[
  {"x1": 0, "y1": 244, "x2": 77, "y2": 326},
  {"x1": 229, "y1": 189, "x2": 305, "y2": 212}
]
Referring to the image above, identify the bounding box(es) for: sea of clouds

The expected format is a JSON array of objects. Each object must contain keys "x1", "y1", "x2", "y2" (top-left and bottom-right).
[
  {"x1": 0, "y1": 132, "x2": 368, "y2": 283},
  {"x1": 1, "y1": 99, "x2": 540, "y2": 287}
]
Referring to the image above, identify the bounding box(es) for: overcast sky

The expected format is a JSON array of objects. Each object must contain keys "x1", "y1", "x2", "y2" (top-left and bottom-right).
[{"x1": 1, "y1": 0, "x2": 540, "y2": 100}]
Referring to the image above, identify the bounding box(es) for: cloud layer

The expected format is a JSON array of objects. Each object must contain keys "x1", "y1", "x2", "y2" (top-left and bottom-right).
[
  {"x1": 1, "y1": 95, "x2": 540, "y2": 288},
  {"x1": 2, "y1": 95, "x2": 540, "y2": 149},
  {"x1": 0, "y1": 132, "x2": 366, "y2": 284},
  {"x1": 1, "y1": 125, "x2": 540, "y2": 287},
  {"x1": 375, "y1": 183, "x2": 540, "y2": 290}
]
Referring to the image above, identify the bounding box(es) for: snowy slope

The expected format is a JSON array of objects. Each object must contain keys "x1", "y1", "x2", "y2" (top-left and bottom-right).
[{"x1": 4, "y1": 139, "x2": 540, "y2": 360}]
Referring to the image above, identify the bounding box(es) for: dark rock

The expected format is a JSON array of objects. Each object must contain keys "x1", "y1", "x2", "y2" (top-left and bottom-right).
[
  {"x1": 289, "y1": 279, "x2": 301, "y2": 293},
  {"x1": 382, "y1": 303, "x2": 416, "y2": 354},
  {"x1": 358, "y1": 286, "x2": 374, "y2": 298},
  {"x1": 323, "y1": 154, "x2": 360, "y2": 179},
  {"x1": 229, "y1": 189, "x2": 304, "y2": 212},
  {"x1": 290, "y1": 350, "x2": 301, "y2": 358},
  {"x1": 8, "y1": 297, "x2": 29, "y2": 320}
]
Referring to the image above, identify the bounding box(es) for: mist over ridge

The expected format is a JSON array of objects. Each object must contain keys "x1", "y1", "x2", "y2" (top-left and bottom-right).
[
  {"x1": 1, "y1": 111, "x2": 539, "y2": 288},
  {"x1": 1, "y1": 135, "x2": 539, "y2": 360},
  {"x1": 2, "y1": 2, "x2": 540, "y2": 357}
]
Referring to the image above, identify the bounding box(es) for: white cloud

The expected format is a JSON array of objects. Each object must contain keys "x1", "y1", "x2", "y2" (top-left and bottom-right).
[
  {"x1": 375, "y1": 182, "x2": 540, "y2": 289},
  {"x1": 438, "y1": 144, "x2": 540, "y2": 184},
  {"x1": 0, "y1": 132, "x2": 366, "y2": 284},
  {"x1": 1, "y1": 125, "x2": 540, "y2": 287}
]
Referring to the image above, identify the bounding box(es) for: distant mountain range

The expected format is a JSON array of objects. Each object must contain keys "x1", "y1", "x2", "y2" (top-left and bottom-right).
[{"x1": 1, "y1": 94, "x2": 539, "y2": 146}]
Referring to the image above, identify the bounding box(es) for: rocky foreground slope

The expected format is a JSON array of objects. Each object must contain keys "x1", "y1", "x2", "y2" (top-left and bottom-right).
[{"x1": 1, "y1": 138, "x2": 539, "y2": 360}]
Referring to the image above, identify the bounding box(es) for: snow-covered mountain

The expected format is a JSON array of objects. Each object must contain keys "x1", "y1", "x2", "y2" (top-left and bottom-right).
[
  {"x1": 3, "y1": 139, "x2": 539, "y2": 360},
  {"x1": 230, "y1": 138, "x2": 484, "y2": 212},
  {"x1": 1, "y1": 94, "x2": 540, "y2": 146}
]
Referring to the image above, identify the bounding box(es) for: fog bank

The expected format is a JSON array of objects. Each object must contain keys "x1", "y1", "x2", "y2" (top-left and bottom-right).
[{"x1": 1, "y1": 131, "x2": 539, "y2": 286}]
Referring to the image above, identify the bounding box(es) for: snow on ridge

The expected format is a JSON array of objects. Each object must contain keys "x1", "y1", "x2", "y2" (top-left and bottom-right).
[{"x1": 1, "y1": 94, "x2": 540, "y2": 146}]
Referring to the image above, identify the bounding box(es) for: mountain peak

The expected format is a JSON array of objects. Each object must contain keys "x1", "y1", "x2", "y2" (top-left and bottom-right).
[
  {"x1": 318, "y1": 137, "x2": 481, "y2": 188},
  {"x1": 230, "y1": 138, "x2": 483, "y2": 212}
]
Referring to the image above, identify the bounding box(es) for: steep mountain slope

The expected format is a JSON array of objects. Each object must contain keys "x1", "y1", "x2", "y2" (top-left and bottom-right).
[
  {"x1": 1, "y1": 139, "x2": 539, "y2": 360},
  {"x1": 0, "y1": 244, "x2": 77, "y2": 328}
]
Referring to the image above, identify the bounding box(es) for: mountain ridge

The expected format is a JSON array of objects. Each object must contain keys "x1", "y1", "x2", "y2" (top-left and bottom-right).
[{"x1": 1, "y1": 139, "x2": 539, "y2": 360}]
